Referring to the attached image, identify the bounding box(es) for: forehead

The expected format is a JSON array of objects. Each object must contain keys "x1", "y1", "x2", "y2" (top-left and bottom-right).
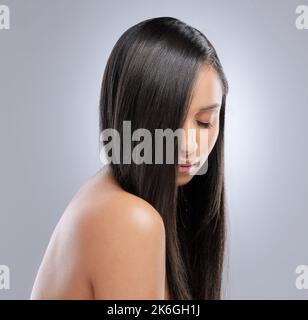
[{"x1": 188, "y1": 64, "x2": 223, "y2": 112}]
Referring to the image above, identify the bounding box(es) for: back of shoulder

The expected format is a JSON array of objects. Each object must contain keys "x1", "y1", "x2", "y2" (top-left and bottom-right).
[
  {"x1": 74, "y1": 189, "x2": 166, "y2": 299},
  {"x1": 100, "y1": 190, "x2": 165, "y2": 235},
  {"x1": 72, "y1": 186, "x2": 165, "y2": 239},
  {"x1": 31, "y1": 169, "x2": 166, "y2": 299}
]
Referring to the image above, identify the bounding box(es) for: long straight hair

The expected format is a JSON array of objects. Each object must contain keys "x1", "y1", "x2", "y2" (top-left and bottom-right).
[{"x1": 99, "y1": 17, "x2": 228, "y2": 299}]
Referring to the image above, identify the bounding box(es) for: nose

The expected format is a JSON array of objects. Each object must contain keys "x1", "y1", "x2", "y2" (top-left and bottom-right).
[{"x1": 179, "y1": 122, "x2": 198, "y2": 160}]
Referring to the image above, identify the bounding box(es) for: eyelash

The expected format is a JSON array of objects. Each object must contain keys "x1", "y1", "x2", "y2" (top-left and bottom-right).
[{"x1": 196, "y1": 121, "x2": 213, "y2": 129}]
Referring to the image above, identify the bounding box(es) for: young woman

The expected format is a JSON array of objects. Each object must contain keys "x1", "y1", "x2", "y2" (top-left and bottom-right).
[{"x1": 31, "y1": 16, "x2": 228, "y2": 300}]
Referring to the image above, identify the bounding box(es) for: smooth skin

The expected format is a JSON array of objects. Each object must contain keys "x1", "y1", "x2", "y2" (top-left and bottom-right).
[
  {"x1": 31, "y1": 165, "x2": 167, "y2": 299},
  {"x1": 30, "y1": 64, "x2": 222, "y2": 300}
]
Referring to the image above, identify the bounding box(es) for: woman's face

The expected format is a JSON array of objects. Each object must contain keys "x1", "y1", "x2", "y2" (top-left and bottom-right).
[{"x1": 176, "y1": 64, "x2": 223, "y2": 186}]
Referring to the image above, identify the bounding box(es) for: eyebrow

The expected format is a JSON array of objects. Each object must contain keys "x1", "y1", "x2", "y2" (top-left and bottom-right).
[{"x1": 197, "y1": 103, "x2": 221, "y2": 112}]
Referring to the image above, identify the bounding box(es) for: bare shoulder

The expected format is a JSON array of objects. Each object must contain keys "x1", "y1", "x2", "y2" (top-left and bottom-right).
[
  {"x1": 31, "y1": 165, "x2": 166, "y2": 300},
  {"x1": 71, "y1": 166, "x2": 165, "y2": 241},
  {"x1": 75, "y1": 166, "x2": 166, "y2": 299}
]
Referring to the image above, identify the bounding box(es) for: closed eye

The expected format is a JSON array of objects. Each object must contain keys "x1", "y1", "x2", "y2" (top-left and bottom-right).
[{"x1": 196, "y1": 120, "x2": 213, "y2": 129}]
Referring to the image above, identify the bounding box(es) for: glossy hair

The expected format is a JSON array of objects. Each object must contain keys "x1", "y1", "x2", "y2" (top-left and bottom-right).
[{"x1": 99, "y1": 16, "x2": 228, "y2": 299}]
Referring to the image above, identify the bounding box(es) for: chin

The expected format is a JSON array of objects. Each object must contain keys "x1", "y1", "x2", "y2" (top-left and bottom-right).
[
  {"x1": 176, "y1": 172, "x2": 194, "y2": 186},
  {"x1": 176, "y1": 158, "x2": 208, "y2": 186}
]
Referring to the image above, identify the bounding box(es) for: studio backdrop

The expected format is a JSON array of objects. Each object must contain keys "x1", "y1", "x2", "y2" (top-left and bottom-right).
[{"x1": 0, "y1": 0, "x2": 308, "y2": 299}]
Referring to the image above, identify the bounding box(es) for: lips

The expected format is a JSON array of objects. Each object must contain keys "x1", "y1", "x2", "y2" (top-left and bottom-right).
[
  {"x1": 178, "y1": 164, "x2": 192, "y2": 173},
  {"x1": 178, "y1": 160, "x2": 200, "y2": 167},
  {"x1": 179, "y1": 163, "x2": 192, "y2": 167},
  {"x1": 178, "y1": 161, "x2": 199, "y2": 173}
]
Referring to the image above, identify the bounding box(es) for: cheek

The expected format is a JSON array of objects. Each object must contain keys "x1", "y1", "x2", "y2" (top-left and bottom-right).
[
  {"x1": 209, "y1": 125, "x2": 220, "y2": 148},
  {"x1": 197, "y1": 124, "x2": 219, "y2": 157}
]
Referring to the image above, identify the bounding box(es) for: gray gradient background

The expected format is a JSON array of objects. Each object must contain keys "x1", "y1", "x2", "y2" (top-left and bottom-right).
[{"x1": 0, "y1": 0, "x2": 307, "y2": 299}]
